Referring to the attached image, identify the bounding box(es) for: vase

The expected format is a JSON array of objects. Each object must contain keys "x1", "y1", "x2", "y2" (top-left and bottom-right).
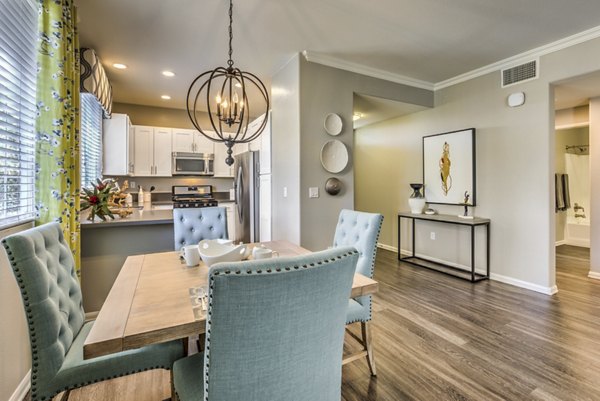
[{"x1": 408, "y1": 183, "x2": 426, "y2": 214}]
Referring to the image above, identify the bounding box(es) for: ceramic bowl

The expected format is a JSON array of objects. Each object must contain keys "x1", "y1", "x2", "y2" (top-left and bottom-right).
[{"x1": 198, "y1": 239, "x2": 246, "y2": 267}]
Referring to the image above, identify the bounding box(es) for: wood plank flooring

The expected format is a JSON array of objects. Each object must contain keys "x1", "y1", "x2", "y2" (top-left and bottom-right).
[{"x1": 55, "y1": 245, "x2": 600, "y2": 401}]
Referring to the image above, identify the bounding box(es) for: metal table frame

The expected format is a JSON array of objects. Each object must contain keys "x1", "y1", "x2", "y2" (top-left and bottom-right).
[{"x1": 397, "y1": 212, "x2": 490, "y2": 282}]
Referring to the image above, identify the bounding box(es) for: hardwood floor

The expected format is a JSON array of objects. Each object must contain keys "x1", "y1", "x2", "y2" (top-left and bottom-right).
[{"x1": 57, "y1": 246, "x2": 600, "y2": 401}]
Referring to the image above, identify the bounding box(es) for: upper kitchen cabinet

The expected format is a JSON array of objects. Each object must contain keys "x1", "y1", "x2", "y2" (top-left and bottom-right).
[
  {"x1": 133, "y1": 126, "x2": 172, "y2": 176},
  {"x1": 172, "y1": 128, "x2": 214, "y2": 154},
  {"x1": 103, "y1": 113, "x2": 134, "y2": 176}
]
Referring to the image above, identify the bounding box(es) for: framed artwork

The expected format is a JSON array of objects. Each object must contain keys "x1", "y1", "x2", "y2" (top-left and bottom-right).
[{"x1": 423, "y1": 128, "x2": 476, "y2": 205}]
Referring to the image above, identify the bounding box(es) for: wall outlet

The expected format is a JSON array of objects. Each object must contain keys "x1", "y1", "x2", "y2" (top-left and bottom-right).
[
  {"x1": 130, "y1": 181, "x2": 136, "y2": 190},
  {"x1": 309, "y1": 187, "x2": 319, "y2": 198},
  {"x1": 283, "y1": 186, "x2": 288, "y2": 198},
  {"x1": 430, "y1": 232, "x2": 436, "y2": 240}
]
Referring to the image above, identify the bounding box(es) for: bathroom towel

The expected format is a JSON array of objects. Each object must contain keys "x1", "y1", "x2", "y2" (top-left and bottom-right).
[
  {"x1": 562, "y1": 174, "x2": 571, "y2": 210},
  {"x1": 555, "y1": 173, "x2": 570, "y2": 212}
]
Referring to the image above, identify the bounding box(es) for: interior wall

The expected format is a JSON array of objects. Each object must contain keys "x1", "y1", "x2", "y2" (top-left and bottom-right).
[
  {"x1": 112, "y1": 102, "x2": 208, "y2": 129},
  {"x1": 555, "y1": 125, "x2": 589, "y2": 242},
  {"x1": 1, "y1": 223, "x2": 33, "y2": 401},
  {"x1": 271, "y1": 54, "x2": 301, "y2": 244},
  {"x1": 589, "y1": 97, "x2": 600, "y2": 277},
  {"x1": 298, "y1": 58, "x2": 433, "y2": 251},
  {"x1": 555, "y1": 105, "x2": 590, "y2": 127},
  {"x1": 354, "y1": 35, "x2": 600, "y2": 292}
]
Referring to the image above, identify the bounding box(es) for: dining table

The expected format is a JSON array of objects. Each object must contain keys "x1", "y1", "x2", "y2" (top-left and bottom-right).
[{"x1": 83, "y1": 240, "x2": 379, "y2": 360}]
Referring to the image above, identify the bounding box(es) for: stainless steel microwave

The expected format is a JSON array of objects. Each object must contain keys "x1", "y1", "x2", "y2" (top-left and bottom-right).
[{"x1": 172, "y1": 152, "x2": 214, "y2": 176}]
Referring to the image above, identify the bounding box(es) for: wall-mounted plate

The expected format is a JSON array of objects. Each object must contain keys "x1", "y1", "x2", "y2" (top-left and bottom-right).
[
  {"x1": 320, "y1": 140, "x2": 348, "y2": 173},
  {"x1": 324, "y1": 113, "x2": 343, "y2": 136}
]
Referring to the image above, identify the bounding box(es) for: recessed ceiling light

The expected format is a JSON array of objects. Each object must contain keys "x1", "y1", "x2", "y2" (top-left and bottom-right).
[
  {"x1": 161, "y1": 95, "x2": 171, "y2": 100},
  {"x1": 162, "y1": 70, "x2": 175, "y2": 77},
  {"x1": 113, "y1": 63, "x2": 128, "y2": 70},
  {"x1": 353, "y1": 113, "x2": 363, "y2": 121}
]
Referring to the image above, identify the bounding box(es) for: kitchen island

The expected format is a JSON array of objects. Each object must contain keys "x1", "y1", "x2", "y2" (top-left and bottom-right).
[{"x1": 81, "y1": 206, "x2": 176, "y2": 313}]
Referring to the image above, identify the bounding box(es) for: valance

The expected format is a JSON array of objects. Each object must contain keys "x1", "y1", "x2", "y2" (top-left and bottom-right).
[{"x1": 80, "y1": 48, "x2": 112, "y2": 117}]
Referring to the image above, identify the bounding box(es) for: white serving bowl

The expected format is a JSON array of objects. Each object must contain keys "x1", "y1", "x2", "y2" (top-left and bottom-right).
[{"x1": 198, "y1": 239, "x2": 246, "y2": 267}]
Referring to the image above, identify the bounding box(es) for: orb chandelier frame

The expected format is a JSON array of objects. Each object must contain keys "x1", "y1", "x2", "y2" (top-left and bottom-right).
[{"x1": 186, "y1": 0, "x2": 270, "y2": 166}]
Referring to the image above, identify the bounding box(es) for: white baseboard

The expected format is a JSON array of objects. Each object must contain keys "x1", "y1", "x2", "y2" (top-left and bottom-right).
[
  {"x1": 9, "y1": 370, "x2": 30, "y2": 401},
  {"x1": 555, "y1": 240, "x2": 566, "y2": 246},
  {"x1": 377, "y1": 244, "x2": 557, "y2": 295},
  {"x1": 588, "y1": 271, "x2": 600, "y2": 280},
  {"x1": 377, "y1": 243, "x2": 397, "y2": 252},
  {"x1": 564, "y1": 239, "x2": 590, "y2": 248},
  {"x1": 490, "y1": 273, "x2": 558, "y2": 295},
  {"x1": 85, "y1": 310, "x2": 99, "y2": 321}
]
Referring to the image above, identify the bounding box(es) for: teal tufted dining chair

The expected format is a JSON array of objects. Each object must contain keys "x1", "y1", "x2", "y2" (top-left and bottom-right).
[
  {"x1": 1, "y1": 222, "x2": 185, "y2": 401},
  {"x1": 333, "y1": 209, "x2": 383, "y2": 376},
  {"x1": 172, "y1": 246, "x2": 360, "y2": 401},
  {"x1": 173, "y1": 207, "x2": 228, "y2": 251}
]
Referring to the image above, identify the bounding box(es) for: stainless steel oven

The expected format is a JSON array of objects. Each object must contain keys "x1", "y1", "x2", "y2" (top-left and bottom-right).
[{"x1": 172, "y1": 152, "x2": 214, "y2": 176}]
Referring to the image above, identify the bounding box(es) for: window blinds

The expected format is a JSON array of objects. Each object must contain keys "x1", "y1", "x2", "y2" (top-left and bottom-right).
[
  {"x1": 0, "y1": 0, "x2": 38, "y2": 228},
  {"x1": 80, "y1": 93, "x2": 103, "y2": 188}
]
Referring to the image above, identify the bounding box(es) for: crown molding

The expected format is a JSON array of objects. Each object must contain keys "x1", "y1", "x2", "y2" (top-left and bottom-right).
[
  {"x1": 302, "y1": 50, "x2": 434, "y2": 91},
  {"x1": 434, "y1": 24, "x2": 600, "y2": 90},
  {"x1": 304, "y1": 24, "x2": 600, "y2": 93}
]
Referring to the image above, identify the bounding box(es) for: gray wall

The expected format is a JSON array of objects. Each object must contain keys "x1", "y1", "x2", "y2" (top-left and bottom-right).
[
  {"x1": 354, "y1": 35, "x2": 600, "y2": 292},
  {"x1": 555, "y1": 125, "x2": 589, "y2": 242},
  {"x1": 1, "y1": 223, "x2": 33, "y2": 401},
  {"x1": 297, "y1": 57, "x2": 433, "y2": 251}
]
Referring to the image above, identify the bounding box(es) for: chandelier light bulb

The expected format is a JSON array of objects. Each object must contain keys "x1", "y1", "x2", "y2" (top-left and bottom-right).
[{"x1": 216, "y1": 93, "x2": 222, "y2": 104}]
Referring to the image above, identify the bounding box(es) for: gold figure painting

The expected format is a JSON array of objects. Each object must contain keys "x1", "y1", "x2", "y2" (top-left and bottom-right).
[
  {"x1": 423, "y1": 128, "x2": 475, "y2": 205},
  {"x1": 439, "y1": 141, "x2": 452, "y2": 196}
]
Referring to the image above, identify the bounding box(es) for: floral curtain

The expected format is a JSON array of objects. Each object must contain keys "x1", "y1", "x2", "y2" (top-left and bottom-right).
[{"x1": 35, "y1": 0, "x2": 81, "y2": 272}]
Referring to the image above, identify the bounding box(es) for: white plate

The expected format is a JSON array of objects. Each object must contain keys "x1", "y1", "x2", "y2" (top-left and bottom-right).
[
  {"x1": 320, "y1": 140, "x2": 348, "y2": 173},
  {"x1": 324, "y1": 113, "x2": 343, "y2": 136}
]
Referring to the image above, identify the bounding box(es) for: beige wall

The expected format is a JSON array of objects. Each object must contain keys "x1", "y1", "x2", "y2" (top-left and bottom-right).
[
  {"x1": 590, "y1": 98, "x2": 600, "y2": 276},
  {"x1": 554, "y1": 125, "x2": 589, "y2": 242},
  {"x1": 1, "y1": 223, "x2": 33, "y2": 401},
  {"x1": 355, "y1": 35, "x2": 600, "y2": 292},
  {"x1": 113, "y1": 102, "x2": 205, "y2": 129}
]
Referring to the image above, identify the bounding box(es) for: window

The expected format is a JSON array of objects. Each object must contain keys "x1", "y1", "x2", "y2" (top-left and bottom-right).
[
  {"x1": 0, "y1": 0, "x2": 38, "y2": 228},
  {"x1": 80, "y1": 93, "x2": 103, "y2": 188}
]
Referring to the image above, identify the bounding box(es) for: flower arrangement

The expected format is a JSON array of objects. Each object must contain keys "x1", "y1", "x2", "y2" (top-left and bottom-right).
[{"x1": 81, "y1": 179, "x2": 116, "y2": 221}]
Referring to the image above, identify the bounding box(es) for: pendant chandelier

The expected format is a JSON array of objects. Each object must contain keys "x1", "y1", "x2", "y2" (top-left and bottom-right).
[{"x1": 186, "y1": 0, "x2": 270, "y2": 166}]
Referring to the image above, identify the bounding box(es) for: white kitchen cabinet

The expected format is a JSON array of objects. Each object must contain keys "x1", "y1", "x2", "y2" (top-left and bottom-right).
[
  {"x1": 103, "y1": 113, "x2": 133, "y2": 176},
  {"x1": 232, "y1": 142, "x2": 249, "y2": 156},
  {"x1": 172, "y1": 128, "x2": 214, "y2": 154},
  {"x1": 172, "y1": 128, "x2": 195, "y2": 153},
  {"x1": 133, "y1": 126, "x2": 172, "y2": 176},
  {"x1": 246, "y1": 113, "x2": 271, "y2": 174},
  {"x1": 213, "y1": 142, "x2": 234, "y2": 177},
  {"x1": 222, "y1": 202, "x2": 236, "y2": 241}
]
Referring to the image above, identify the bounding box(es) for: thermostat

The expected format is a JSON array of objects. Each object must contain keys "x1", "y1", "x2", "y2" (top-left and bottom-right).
[{"x1": 508, "y1": 92, "x2": 526, "y2": 107}]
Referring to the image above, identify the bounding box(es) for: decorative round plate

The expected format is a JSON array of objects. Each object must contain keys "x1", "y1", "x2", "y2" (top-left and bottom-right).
[
  {"x1": 324, "y1": 113, "x2": 343, "y2": 136},
  {"x1": 320, "y1": 140, "x2": 348, "y2": 173}
]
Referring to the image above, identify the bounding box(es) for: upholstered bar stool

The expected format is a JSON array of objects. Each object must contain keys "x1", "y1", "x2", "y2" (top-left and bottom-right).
[
  {"x1": 333, "y1": 209, "x2": 383, "y2": 376},
  {"x1": 2, "y1": 223, "x2": 184, "y2": 401},
  {"x1": 173, "y1": 207, "x2": 228, "y2": 251}
]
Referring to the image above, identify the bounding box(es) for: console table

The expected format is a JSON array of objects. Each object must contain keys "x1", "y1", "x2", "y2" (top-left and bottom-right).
[{"x1": 397, "y1": 212, "x2": 490, "y2": 282}]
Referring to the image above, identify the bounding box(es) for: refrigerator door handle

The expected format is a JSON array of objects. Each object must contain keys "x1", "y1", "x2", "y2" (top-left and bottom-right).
[{"x1": 236, "y1": 166, "x2": 243, "y2": 224}]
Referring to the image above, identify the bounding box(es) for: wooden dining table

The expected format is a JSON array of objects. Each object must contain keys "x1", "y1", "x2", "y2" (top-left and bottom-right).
[{"x1": 83, "y1": 240, "x2": 379, "y2": 360}]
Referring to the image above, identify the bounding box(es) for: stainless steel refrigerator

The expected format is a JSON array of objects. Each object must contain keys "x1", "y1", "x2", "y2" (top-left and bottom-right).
[{"x1": 233, "y1": 151, "x2": 259, "y2": 243}]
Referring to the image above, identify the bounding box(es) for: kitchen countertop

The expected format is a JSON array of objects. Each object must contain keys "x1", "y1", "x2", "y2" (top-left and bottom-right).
[{"x1": 81, "y1": 207, "x2": 174, "y2": 229}]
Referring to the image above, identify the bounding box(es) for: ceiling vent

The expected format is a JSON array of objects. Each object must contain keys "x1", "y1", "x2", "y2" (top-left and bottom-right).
[{"x1": 501, "y1": 60, "x2": 538, "y2": 87}]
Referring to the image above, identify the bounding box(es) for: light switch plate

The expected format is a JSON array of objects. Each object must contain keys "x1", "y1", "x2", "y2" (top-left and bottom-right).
[
  {"x1": 309, "y1": 187, "x2": 319, "y2": 198},
  {"x1": 283, "y1": 187, "x2": 288, "y2": 198}
]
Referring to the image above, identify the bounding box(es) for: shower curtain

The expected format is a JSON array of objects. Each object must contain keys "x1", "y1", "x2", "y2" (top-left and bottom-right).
[{"x1": 564, "y1": 153, "x2": 590, "y2": 223}]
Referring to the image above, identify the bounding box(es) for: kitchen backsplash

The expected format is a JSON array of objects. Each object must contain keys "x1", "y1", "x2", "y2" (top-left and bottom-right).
[{"x1": 106, "y1": 176, "x2": 234, "y2": 194}]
